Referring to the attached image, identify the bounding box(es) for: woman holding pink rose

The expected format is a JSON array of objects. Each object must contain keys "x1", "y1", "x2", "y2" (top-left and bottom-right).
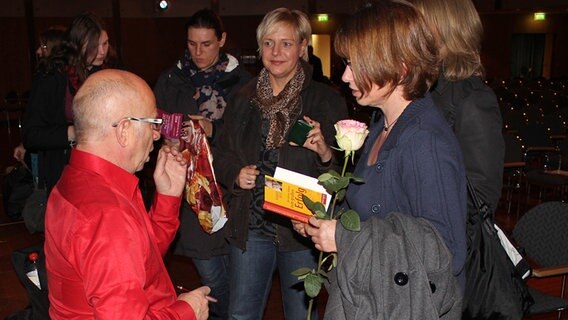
[{"x1": 301, "y1": 1, "x2": 467, "y2": 317}]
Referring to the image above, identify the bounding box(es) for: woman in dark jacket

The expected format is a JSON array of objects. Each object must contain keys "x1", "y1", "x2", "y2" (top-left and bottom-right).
[
  {"x1": 301, "y1": 0, "x2": 467, "y2": 310},
  {"x1": 22, "y1": 13, "x2": 106, "y2": 195},
  {"x1": 409, "y1": 0, "x2": 504, "y2": 215},
  {"x1": 214, "y1": 8, "x2": 347, "y2": 319},
  {"x1": 154, "y1": 9, "x2": 250, "y2": 320},
  {"x1": 409, "y1": 0, "x2": 505, "y2": 316}
]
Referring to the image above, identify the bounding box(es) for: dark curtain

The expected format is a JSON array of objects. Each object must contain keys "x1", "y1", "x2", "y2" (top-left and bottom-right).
[{"x1": 510, "y1": 33, "x2": 545, "y2": 79}]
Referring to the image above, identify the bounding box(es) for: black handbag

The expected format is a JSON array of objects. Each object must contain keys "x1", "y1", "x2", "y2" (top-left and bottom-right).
[
  {"x1": 2, "y1": 165, "x2": 34, "y2": 221},
  {"x1": 462, "y1": 179, "x2": 533, "y2": 320},
  {"x1": 21, "y1": 187, "x2": 47, "y2": 234}
]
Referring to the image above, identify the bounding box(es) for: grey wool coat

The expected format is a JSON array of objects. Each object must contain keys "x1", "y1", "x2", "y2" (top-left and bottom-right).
[{"x1": 325, "y1": 212, "x2": 462, "y2": 320}]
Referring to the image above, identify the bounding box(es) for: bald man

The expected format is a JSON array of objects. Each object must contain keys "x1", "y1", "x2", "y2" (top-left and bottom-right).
[{"x1": 44, "y1": 69, "x2": 210, "y2": 319}]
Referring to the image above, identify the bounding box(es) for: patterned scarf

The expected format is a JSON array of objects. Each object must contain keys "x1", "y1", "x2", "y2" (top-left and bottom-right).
[
  {"x1": 180, "y1": 49, "x2": 230, "y2": 120},
  {"x1": 252, "y1": 64, "x2": 305, "y2": 150}
]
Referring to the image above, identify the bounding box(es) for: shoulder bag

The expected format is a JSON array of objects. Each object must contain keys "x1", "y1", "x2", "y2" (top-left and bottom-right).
[{"x1": 462, "y1": 179, "x2": 533, "y2": 320}]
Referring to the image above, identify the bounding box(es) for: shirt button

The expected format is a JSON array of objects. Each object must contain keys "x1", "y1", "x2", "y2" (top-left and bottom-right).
[
  {"x1": 371, "y1": 204, "x2": 381, "y2": 213},
  {"x1": 376, "y1": 163, "x2": 383, "y2": 172}
]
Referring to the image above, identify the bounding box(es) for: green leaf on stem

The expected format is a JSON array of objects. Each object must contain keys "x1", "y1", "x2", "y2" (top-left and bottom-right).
[
  {"x1": 321, "y1": 176, "x2": 349, "y2": 193},
  {"x1": 340, "y1": 209, "x2": 361, "y2": 231},
  {"x1": 321, "y1": 254, "x2": 336, "y2": 272},
  {"x1": 302, "y1": 195, "x2": 328, "y2": 218},
  {"x1": 314, "y1": 210, "x2": 328, "y2": 219},
  {"x1": 292, "y1": 267, "x2": 313, "y2": 279},
  {"x1": 335, "y1": 189, "x2": 346, "y2": 202},
  {"x1": 318, "y1": 172, "x2": 336, "y2": 183},
  {"x1": 345, "y1": 172, "x2": 364, "y2": 184},
  {"x1": 304, "y1": 273, "x2": 323, "y2": 298},
  {"x1": 330, "y1": 253, "x2": 338, "y2": 269}
]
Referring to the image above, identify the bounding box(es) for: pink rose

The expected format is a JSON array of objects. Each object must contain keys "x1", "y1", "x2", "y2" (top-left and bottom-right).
[{"x1": 334, "y1": 119, "x2": 369, "y2": 156}]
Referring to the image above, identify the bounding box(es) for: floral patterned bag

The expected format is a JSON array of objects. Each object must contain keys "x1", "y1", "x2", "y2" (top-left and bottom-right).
[{"x1": 179, "y1": 119, "x2": 227, "y2": 233}]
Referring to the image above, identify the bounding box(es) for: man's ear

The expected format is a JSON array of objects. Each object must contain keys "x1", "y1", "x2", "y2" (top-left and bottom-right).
[{"x1": 114, "y1": 120, "x2": 130, "y2": 147}]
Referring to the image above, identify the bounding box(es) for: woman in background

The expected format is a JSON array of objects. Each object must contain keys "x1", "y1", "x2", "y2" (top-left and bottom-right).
[
  {"x1": 214, "y1": 7, "x2": 347, "y2": 319},
  {"x1": 408, "y1": 0, "x2": 504, "y2": 223},
  {"x1": 14, "y1": 26, "x2": 67, "y2": 167},
  {"x1": 88, "y1": 28, "x2": 121, "y2": 74},
  {"x1": 23, "y1": 12, "x2": 106, "y2": 197},
  {"x1": 407, "y1": 0, "x2": 505, "y2": 316},
  {"x1": 154, "y1": 8, "x2": 251, "y2": 320},
  {"x1": 36, "y1": 27, "x2": 67, "y2": 68}
]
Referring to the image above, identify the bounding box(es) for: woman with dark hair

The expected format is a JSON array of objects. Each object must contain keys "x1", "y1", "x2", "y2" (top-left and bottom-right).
[
  {"x1": 36, "y1": 26, "x2": 67, "y2": 65},
  {"x1": 154, "y1": 8, "x2": 251, "y2": 320},
  {"x1": 297, "y1": 0, "x2": 467, "y2": 317},
  {"x1": 22, "y1": 12, "x2": 106, "y2": 199},
  {"x1": 13, "y1": 26, "x2": 67, "y2": 167},
  {"x1": 88, "y1": 28, "x2": 121, "y2": 74},
  {"x1": 214, "y1": 7, "x2": 348, "y2": 319}
]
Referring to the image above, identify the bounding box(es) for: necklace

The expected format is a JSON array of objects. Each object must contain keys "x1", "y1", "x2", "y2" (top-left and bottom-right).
[{"x1": 384, "y1": 115, "x2": 401, "y2": 132}]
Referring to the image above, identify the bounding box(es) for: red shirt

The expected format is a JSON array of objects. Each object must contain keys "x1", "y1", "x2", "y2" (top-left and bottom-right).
[{"x1": 45, "y1": 149, "x2": 195, "y2": 319}]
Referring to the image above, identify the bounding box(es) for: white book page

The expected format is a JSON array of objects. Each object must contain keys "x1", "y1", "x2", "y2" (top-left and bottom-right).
[{"x1": 273, "y1": 167, "x2": 332, "y2": 209}]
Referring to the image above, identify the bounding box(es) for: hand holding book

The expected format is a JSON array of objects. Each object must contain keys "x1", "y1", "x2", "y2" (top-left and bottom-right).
[{"x1": 263, "y1": 167, "x2": 331, "y2": 223}]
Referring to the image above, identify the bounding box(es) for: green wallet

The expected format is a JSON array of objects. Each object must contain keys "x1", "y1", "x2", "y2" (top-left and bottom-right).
[{"x1": 287, "y1": 119, "x2": 313, "y2": 145}]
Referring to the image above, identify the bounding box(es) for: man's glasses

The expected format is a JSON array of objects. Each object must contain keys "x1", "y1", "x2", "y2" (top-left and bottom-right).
[{"x1": 112, "y1": 117, "x2": 163, "y2": 131}]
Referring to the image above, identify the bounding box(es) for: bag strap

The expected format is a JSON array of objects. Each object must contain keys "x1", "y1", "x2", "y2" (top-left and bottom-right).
[{"x1": 466, "y1": 178, "x2": 491, "y2": 221}]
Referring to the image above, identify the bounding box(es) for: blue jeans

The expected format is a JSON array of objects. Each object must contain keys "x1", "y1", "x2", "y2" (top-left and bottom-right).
[
  {"x1": 192, "y1": 255, "x2": 230, "y2": 320},
  {"x1": 228, "y1": 231, "x2": 318, "y2": 320}
]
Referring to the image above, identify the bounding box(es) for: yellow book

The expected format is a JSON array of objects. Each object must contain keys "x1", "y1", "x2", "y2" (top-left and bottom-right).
[{"x1": 263, "y1": 167, "x2": 331, "y2": 223}]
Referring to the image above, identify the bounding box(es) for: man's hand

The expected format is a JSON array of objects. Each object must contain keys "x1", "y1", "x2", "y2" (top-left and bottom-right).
[
  {"x1": 305, "y1": 217, "x2": 338, "y2": 252},
  {"x1": 153, "y1": 145, "x2": 188, "y2": 196},
  {"x1": 177, "y1": 286, "x2": 211, "y2": 320}
]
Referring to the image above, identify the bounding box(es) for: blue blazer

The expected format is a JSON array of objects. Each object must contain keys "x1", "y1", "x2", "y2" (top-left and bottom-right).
[{"x1": 345, "y1": 94, "x2": 467, "y2": 288}]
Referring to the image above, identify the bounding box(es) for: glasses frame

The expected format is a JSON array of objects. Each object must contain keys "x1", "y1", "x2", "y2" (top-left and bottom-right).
[
  {"x1": 341, "y1": 58, "x2": 351, "y2": 67},
  {"x1": 111, "y1": 117, "x2": 163, "y2": 131}
]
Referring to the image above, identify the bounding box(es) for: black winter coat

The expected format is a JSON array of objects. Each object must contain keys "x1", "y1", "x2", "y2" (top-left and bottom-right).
[
  {"x1": 431, "y1": 76, "x2": 504, "y2": 215},
  {"x1": 22, "y1": 71, "x2": 72, "y2": 193},
  {"x1": 214, "y1": 65, "x2": 349, "y2": 252},
  {"x1": 154, "y1": 58, "x2": 251, "y2": 259}
]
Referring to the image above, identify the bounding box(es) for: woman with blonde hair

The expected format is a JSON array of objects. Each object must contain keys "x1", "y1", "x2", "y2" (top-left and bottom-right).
[
  {"x1": 407, "y1": 0, "x2": 505, "y2": 317},
  {"x1": 408, "y1": 0, "x2": 504, "y2": 230},
  {"x1": 214, "y1": 7, "x2": 348, "y2": 319}
]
